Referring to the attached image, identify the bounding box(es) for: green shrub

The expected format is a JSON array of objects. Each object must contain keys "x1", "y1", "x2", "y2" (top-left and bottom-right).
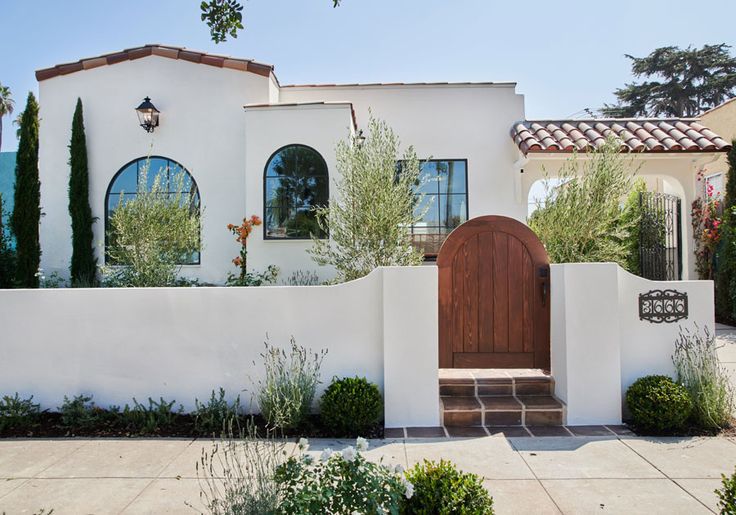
[
  {"x1": 620, "y1": 178, "x2": 647, "y2": 275},
  {"x1": 0, "y1": 393, "x2": 40, "y2": 432},
  {"x1": 403, "y1": 459, "x2": 494, "y2": 515},
  {"x1": 528, "y1": 136, "x2": 639, "y2": 266},
  {"x1": 320, "y1": 376, "x2": 383, "y2": 436},
  {"x1": 674, "y1": 326, "x2": 734, "y2": 430},
  {"x1": 122, "y1": 397, "x2": 182, "y2": 435},
  {"x1": 626, "y1": 375, "x2": 693, "y2": 433},
  {"x1": 59, "y1": 394, "x2": 120, "y2": 433},
  {"x1": 194, "y1": 388, "x2": 241, "y2": 436},
  {"x1": 256, "y1": 337, "x2": 326, "y2": 431},
  {"x1": 60, "y1": 394, "x2": 97, "y2": 431},
  {"x1": 717, "y1": 467, "x2": 736, "y2": 515},
  {"x1": 274, "y1": 437, "x2": 409, "y2": 514}
]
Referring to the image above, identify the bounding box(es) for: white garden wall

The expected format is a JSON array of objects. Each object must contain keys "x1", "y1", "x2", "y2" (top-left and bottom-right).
[
  {"x1": 551, "y1": 263, "x2": 714, "y2": 425},
  {"x1": 0, "y1": 260, "x2": 715, "y2": 427},
  {"x1": 0, "y1": 266, "x2": 439, "y2": 428}
]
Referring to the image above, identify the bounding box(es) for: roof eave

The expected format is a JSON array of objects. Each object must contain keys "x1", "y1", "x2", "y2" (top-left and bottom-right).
[{"x1": 35, "y1": 44, "x2": 276, "y2": 82}]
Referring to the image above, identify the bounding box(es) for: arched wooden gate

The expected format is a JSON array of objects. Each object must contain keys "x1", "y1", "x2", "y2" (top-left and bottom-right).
[{"x1": 438, "y1": 216, "x2": 550, "y2": 369}]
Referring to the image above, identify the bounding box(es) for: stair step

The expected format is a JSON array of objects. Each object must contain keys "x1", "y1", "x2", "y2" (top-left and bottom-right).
[
  {"x1": 439, "y1": 369, "x2": 554, "y2": 396},
  {"x1": 439, "y1": 369, "x2": 565, "y2": 428}
]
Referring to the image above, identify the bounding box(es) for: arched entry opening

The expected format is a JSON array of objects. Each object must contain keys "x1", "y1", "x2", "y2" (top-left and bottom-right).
[{"x1": 438, "y1": 215, "x2": 550, "y2": 369}]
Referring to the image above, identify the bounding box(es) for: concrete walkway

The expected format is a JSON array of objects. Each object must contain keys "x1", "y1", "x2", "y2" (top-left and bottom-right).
[{"x1": 1, "y1": 434, "x2": 735, "y2": 514}]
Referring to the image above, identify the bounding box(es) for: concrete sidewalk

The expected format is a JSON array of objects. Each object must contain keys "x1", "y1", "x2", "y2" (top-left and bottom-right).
[{"x1": 1, "y1": 434, "x2": 734, "y2": 514}]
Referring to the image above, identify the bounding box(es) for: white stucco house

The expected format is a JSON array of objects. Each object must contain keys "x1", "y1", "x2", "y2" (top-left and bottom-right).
[
  {"x1": 35, "y1": 44, "x2": 732, "y2": 284},
  {"x1": 1, "y1": 44, "x2": 729, "y2": 429}
]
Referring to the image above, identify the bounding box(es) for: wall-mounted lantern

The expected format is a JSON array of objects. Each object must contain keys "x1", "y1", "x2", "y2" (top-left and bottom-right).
[
  {"x1": 135, "y1": 97, "x2": 160, "y2": 133},
  {"x1": 355, "y1": 129, "x2": 366, "y2": 147}
]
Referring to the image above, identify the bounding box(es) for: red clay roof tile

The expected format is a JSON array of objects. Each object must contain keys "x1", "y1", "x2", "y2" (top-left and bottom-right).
[
  {"x1": 511, "y1": 119, "x2": 731, "y2": 154},
  {"x1": 35, "y1": 44, "x2": 274, "y2": 81}
]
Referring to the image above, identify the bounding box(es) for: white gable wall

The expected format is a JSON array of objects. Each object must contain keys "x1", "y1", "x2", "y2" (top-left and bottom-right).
[
  {"x1": 243, "y1": 103, "x2": 355, "y2": 282},
  {"x1": 38, "y1": 60, "x2": 528, "y2": 284},
  {"x1": 281, "y1": 84, "x2": 527, "y2": 223},
  {"x1": 38, "y1": 55, "x2": 271, "y2": 284}
]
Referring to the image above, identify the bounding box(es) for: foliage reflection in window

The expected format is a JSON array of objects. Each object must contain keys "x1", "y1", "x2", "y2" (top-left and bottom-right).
[
  {"x1": 264, "y1": 145, "x2": 328, "y2": 239},
  {"x1": 409, "y1": 159, "x2": 468, "y2": 256},
  {"x1": 105, "y1": 157, "x2": 201, "y2": 264}
]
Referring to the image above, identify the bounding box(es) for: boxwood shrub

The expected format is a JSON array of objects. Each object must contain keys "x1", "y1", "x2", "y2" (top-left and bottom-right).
[
  {"x1": 625, "y1": 375, "x2": 692, "y2": 433},
  {"x1": 320, "y1": 376, "x2": 382, "y2": 436},
  {"x1": 404, "y1": 459, "x2": 494, "y2": 514},
  {"x1": 716, "y1": 467, "x2": 736, "y2": 515}
]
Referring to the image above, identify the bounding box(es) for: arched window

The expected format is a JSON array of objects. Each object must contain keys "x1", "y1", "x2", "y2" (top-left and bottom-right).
[
  {"x1": 264, "y1": 144, "x2": 328, "y2": 239},
  {"x1": 105, "y1": 156, "x2": 201, "y2": 264}
]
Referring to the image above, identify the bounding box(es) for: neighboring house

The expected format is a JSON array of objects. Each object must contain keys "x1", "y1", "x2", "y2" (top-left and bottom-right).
[
  {"x1": 700, "y1": 97, "x2": 736, "y2": 198},
  {"x1": 0, "y1": 152, "x2": 16, "y2": 235},
  {"x1": 35, "y1": 45, "x2": 732, "y2": 283}
]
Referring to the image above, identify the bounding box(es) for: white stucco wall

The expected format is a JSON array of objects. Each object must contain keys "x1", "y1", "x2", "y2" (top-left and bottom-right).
[
  {"x1": 38, "y1": 55, "x2": 272, "y2": 284},
  {"x1": 0, "y1": 266, "x2": 439, "y2": 427},
  {"x1": 243, "y1": 103, "x2": 355, "y2": 283},
  {"x1": 382, "y1": 266, "x2": 440, "y2": 427},
  {"x1": 551, "y1": 262, "x2": 714, "y2": 425},
  {"x1": 281, "y1": 84, "x2": 528, "y2": 223}
]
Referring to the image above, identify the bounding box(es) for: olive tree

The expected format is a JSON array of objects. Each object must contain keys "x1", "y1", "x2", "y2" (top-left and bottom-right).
[
  {"x1": 310, "y1": 116, "x2": 425, "y2": 282},
  {"x1": 529, "y1": 136, "x2": 639, "y2": 266},
  {"x1": 103, "y1": 163, "x2": 201, "y2": 287}
]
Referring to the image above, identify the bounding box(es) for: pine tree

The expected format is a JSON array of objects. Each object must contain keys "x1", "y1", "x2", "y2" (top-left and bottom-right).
[
  {"x1": 716, "y1": 142, "x2": 736, "y2": 321},
  {"x1": 68, "y1": 98, "x2": 97, "y2": 286},
  {"x1": 11, "y1": 92, "x2": 40, "y2": 288}
]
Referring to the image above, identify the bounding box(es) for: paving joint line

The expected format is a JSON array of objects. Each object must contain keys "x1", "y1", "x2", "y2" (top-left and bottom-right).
[
  {"x1": 116, "y1": 436, "x2": 199, "y2": 514},
  {"x1": 0, "y1": 439, "x2": 93, "y2": 503},
  {"x1": 31, "y1": 438, "x2": 93, "y2": 479},
  {"x1": 507, "y1": 437, "x2": 564, "y2": 514},
  {"x1": 0, "y1": 477, "x2": 32, "y2": 502},
  {"x1": 617, "y1": 437, "x2": 715, "y2": 514}
]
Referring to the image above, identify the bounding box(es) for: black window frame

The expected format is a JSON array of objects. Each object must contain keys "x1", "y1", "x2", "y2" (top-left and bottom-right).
[
  {"x1": 104, "y1": 155, "x2": 202, "y2": 265},
  {"x1": 262, "y1": 143, "x2": 329, "y2": 241},
  {"x1": 407, "y1": 158, "x2": 469, "y2": 260}
]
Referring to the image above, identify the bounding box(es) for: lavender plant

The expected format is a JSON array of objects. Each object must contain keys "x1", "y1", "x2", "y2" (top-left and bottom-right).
[
  {"x1": 255, "y1": 337, "x2": 327, "y2": 431},
  {"x1": 673, "y1": 325, "x2": 734, "y2": 430},
  {"x1": 195, "y1": 423, "x2": 290, "y2": 515}
]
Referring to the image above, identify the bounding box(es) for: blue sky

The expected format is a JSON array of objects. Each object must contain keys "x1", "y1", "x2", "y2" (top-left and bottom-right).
[{"x1": 1, "y1": 0, "x2": 736, "y2": 152}]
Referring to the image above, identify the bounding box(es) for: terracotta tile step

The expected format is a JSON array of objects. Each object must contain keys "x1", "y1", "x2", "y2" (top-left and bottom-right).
[
  {"x1": 441, "y1": 394, "x2": 564, "y2": 427},
  {"x1": 439, "y1": 369, "x2": 554, "y2": 396}
]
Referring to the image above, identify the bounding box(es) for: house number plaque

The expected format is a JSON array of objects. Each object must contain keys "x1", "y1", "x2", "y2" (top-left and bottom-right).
[{"x1": 638, "y1": 289, "x2": 688, "y2": 324}]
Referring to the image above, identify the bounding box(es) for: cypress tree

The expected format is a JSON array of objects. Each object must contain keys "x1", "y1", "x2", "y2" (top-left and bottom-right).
[
  {"x1": 68, "y1": 98, "x2": 96, "y2": 286},
  {"x1": 11, "y1": 92, "x2": 40, "y2": 288},
  {"x1": 0, "y1": 193, "x2": 16, "y2": 288},
  {"x1": 716, "y1": 141, "x2": 736, "y2": 321}
]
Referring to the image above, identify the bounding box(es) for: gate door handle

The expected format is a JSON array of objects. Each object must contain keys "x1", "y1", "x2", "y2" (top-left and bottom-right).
[{"x1": 541, "y1": 281, "x2": 547, "y2": 306}]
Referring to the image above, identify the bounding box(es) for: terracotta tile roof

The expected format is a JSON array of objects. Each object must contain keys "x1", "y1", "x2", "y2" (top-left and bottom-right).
[
  {"x1": 511, "y1": 119, "x2": 732, "y2": 155},
  {"x1": 243, "y1": 101, "x2": 357, "y2": 129},
  {"x1": 35, "y1": 44, "x2": 274, "y2": 81},
  {"x1": 283, "y1": 81, "x2": 515, "y2": 88}
]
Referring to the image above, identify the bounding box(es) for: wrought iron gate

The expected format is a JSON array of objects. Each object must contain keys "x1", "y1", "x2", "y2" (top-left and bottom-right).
[{"x1": 639, "y1": 192, "x2": 682, "y2": 281}]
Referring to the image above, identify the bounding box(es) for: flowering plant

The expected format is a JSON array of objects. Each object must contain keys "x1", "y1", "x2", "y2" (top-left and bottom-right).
[
  {"x1": 692, "y1": 171, "x2": 723, "y2": 280},
  {"x1": 226, "y1": 215, "x2": 279, "y2": 286},
  {"x1": 228, "y1": 215, "x2": 261, "y2": 277},
  {"x1": 274, "y1": 437, "x2": 412, "y2": 514}
]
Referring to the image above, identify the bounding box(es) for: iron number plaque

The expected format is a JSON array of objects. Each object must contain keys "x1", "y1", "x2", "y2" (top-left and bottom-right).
[{"x1": 638, "y1": 289, "x2": 688, "y2": 324}]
